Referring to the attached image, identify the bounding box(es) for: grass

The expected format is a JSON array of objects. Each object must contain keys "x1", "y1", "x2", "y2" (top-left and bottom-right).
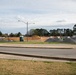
[
  {"x1": 0, "y1": 41, "x2": 72, "y2": 44},
  {"x1": 0, "y1": 59, "x2": 76, "y2": 75}
]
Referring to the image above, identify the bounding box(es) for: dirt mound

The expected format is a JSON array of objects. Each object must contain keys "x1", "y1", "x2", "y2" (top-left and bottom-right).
[
  {"x1": 63, "y1": 37, "x2": 76, "y2": 44},
  {"x1": 45, "y1": 37, "x2": 76, "y2": 44},
  {"x1": 45, "y1": 38, "x2": 63, "y2": 42}
]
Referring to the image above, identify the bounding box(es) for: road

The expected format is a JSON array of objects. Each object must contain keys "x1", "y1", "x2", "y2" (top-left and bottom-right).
[{"x1": 0, "y1": 47, "x2": 76, "y2": 60}]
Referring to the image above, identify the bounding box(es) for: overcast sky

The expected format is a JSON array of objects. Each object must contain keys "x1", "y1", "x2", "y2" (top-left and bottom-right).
[{"x1": 0, "y1": 0, "x2": 76, "y2": 33}]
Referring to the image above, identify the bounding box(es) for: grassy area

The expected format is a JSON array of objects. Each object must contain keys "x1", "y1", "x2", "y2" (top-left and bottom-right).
[
  {"x1": 0, "y1": 41, "x2": 72, "y2": 44},
  {"x1": 0, "y1": 59, "x2": 76, "y2": 75}
]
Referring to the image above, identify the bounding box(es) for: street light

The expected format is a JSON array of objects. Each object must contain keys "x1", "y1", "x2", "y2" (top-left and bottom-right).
[{"x1": 18, "y1": 20, "x2": 35, "y2": 42}]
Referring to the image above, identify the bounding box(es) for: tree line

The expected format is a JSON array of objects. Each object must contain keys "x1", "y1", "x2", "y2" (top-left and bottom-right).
[
  {"x1": 0, "y1": 32, "x2": 22, "y2": 37},
  {"x1": 28, "y1": 24, "x2": 76, "y2": 37},
  {"x1": 0, "y1": 24, "x2": 76, "y2": 37},
  {"x1": 28, "y1": 28, "x2": 73, "y2": 36}
]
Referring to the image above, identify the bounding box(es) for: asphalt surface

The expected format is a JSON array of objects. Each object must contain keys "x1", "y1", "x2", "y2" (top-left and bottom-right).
[{"x1": 0, "y1": 47, "x2": 76, "y2": 61}]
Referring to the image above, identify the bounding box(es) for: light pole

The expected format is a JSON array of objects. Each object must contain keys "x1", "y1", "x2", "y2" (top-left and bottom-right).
[
  {"x1": 26, "y1": 22, "x2": 28, "y2": 42},
  {"x1": 18, "y1": 20, "x2": 35, "y2": 42}
]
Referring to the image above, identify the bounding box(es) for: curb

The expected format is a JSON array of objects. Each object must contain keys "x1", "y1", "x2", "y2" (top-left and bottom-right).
[
  {"x1": 0, "y1": 52, "x2": 76, "y2": 61},
  {"x1": 0, "y1": 46, "x2": 73, "y2": 49}
]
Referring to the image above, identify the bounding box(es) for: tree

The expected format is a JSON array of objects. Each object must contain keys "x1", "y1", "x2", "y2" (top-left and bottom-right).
[
  {"x1": 9, "y1": 33, "x2": 15, "y2": 37},
  {"x1": 50, "y1": 29, "x2": 58, "y2": 36},
  {"x1": 28, "y1": 29, "x2": 35, "y2": 36},
  {"x1": 33, "y1": 28, "x2": 49, "y2": 36},
  {"x1": 42, "y1": 29, "x2": 49, "y2": 36},
  {"x1": 0, "y1": 31, "x2": 2, "y2": 36},
  {"x1": 16, "y1": 32, "x2": 22, "y2": 37},
  {"x1": 73, "y1": 24, "x2": 76, "y2": 35},
  {"x1": 64, "y1": 29, "x2": 73, "y2": 36},
  {"x1": 57, "y1": 29, "x2": 64, "y2": 36}
]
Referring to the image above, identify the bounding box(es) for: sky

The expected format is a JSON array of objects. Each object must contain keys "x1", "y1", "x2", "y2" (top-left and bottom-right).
[{"x1": 0, "y1": 0, "x2": 76, "y2": 34}]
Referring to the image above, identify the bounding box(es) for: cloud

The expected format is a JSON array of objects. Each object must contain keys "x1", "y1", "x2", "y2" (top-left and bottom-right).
[
  {"x1": 0, "y1": 0, "x2": 76, "y2": 33},
  {"x1": 56, "y1": 20, "x2": 66, "y2": 23},
  {"x1": 0, "y1": 0, "x2": 76, "y2": 14}
]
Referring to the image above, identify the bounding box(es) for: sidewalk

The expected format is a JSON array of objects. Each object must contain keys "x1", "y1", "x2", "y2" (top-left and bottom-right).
[
  {"x1": 0, "y1": 54, "x2": 72, "y2": 62},
  {"x1": 0, "y1": 43, "x2": 76, "y2": 49}
]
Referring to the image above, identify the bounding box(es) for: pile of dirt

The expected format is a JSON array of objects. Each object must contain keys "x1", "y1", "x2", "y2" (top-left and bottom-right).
[
  {"x1": 32, "y1": 35, "x2": 41, "y2": 40},
  {"x1": 45, "y1": 37, "x2": 76, "y2": 44},
  {"x1": 45, "y1": 38, "x2": 63, "y2": 42},
  {"x1": 63, "y1": 37, "x2": 76, "y2": 44}
]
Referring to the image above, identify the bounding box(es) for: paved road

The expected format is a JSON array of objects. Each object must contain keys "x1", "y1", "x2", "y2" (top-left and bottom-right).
[{"x1": 0, "y1": 47, "x2": 76, "y2": 60}]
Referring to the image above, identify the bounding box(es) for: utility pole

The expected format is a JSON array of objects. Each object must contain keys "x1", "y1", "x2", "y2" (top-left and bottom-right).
[{"x1": 26, "y1": 22, "x2": 28, "y2": 42}]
